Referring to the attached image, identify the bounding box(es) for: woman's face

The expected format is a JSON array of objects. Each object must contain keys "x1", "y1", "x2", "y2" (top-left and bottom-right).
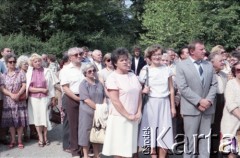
[
  {"x1": 105, "y1": 58, "x2": 113, "y2": 69},
  {"x1": 85, "y1": 67, "x2": 96, "y2": 79},
  {"x1": 161, "y1": 56, "x2": 170, "y2": 66},
  {"x1": 32, "y1": 58, "x2": 42, "y2": 69},
  {"x1": 115, "y1": 55, "x2": 129, "y2": 73},
  {"x1": 234, "y1": 64, "x2": 240, "y2": 79},
  {"x1": 7, "y1": 57, "x2": 16, "y2": 70},
  {"x1": 21, "y1": 62, "x2": 29, "y2": 72},
  {"x1": 150, "y1": 50, "x2": 162, "y2": 66}
]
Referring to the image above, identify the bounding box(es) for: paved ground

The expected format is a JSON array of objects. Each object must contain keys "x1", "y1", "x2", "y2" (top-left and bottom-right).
[{"x1": 0, "y1": 124, "x2": 183, "y2": 158}]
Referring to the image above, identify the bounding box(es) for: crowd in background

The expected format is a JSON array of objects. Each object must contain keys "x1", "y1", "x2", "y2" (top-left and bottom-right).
[{"x1": 0, "y1": 41, "x2": 240, "y2": 158}]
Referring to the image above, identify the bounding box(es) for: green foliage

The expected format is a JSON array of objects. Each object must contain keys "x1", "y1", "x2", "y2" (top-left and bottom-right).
[
  {"x1": 140, "y1": 0, "x2": 240, "y2": 50},
  {"x1": 43, "y1": 31, "x2": 76, "y2": 57},
  {"x1": 0, "y1": 0, "x2": 137, "y2": 54},
  {"x1": 0, "y1": 33, "x2": 43, "y2": 56}
]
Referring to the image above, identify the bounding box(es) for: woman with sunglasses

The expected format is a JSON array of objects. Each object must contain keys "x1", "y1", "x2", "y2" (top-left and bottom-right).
[
  {"x1": 0, "y1": 54, "x2": 28, "y2": 149},
  {"x1": 98, "y1": 53, "x2": 114, "y2": 86},
  {"x1": 220, "y1": 62, "x2": 240, "y2": 158},
  {"x1": 78, "y1": 63, "x2": 105, "y2": 158},
  {"x1": 26, "y1": 53, "x2": 56, "y2": 147}
]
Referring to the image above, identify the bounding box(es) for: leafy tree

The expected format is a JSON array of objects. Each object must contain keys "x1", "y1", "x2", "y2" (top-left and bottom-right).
[{"x1": 139, "y1": 0, "x2": 240, "y2": 50}]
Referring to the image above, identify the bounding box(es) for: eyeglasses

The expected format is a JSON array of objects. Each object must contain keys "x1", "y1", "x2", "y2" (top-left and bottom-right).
[
  {"x1": 235, "y1": 68, "x2": 240, "y2": 74},
  {"x1": 8, "y1": 60, "x2": 16, "y2": 64},
  {"x1": 220, "y1": 51, "x2": 226, "y2": 54},
  {"x1": 106, "y1": 59, "x2": 111, "y2": 62},
  {"x1": 87, "y1": 69, "x2": 96, "y2": 74},
  {"x1": 73, "y1": 53, "x2": 83, "y2": 57},
  {"x1": 152, "y1": 54, "x2": 162, "y2": 57}
]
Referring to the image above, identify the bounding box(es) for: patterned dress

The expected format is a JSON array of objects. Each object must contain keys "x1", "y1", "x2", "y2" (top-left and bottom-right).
[{"x1": 1, "y1": 70, "x2": 28, "y2": 128}]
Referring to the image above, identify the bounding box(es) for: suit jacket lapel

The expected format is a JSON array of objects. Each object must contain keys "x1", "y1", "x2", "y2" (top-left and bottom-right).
[
  {"x1": 186, "y1": 58, "x2": 202, "y2": 84},
  {"x1": 202, "y1": 61, "x2": 209, "y2": 87}
]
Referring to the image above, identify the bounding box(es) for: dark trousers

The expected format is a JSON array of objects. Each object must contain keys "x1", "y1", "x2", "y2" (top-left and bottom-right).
[
  {"x1": 63, "y1": 94, "x2": 80, "y2": 157},
  {"x1": 61, "y1": 96, "x2": 70, "y2": 150},
  {"x1": 0, "y1": 100, "x2": 7, "y2": 141},
  {"x1": 211, "y1": 94, "x2": 225, "y2": 158}
]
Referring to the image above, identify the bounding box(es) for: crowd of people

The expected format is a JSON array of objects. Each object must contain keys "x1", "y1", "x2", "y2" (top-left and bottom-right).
[{"x1": 0, "y1": 41, "x2": 240, "y2": 158}]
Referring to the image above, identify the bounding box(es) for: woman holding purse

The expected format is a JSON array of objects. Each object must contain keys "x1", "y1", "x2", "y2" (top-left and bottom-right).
[
  {"x1": 0, "y1": 54, "x2": 28, "y2": 149},
  {"x1": 78, "y1": 63, "x2": 105, "y2": 158}
]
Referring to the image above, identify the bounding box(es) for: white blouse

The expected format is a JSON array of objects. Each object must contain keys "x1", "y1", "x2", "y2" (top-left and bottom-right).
[{"x1": 139, "y1": 65, "x2": 173, "y2": 98}]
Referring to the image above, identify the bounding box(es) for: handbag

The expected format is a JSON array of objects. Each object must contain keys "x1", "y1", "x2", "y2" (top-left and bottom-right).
[
  {"x1": 49, "y1": 106, "x2": 61, "y2": 124},
  {"x1": 90, "y1": 119, "x2": 105, "y2": 144},
  {"x1": 19, "y1": 92, "x2": 27, "y2": 101}
]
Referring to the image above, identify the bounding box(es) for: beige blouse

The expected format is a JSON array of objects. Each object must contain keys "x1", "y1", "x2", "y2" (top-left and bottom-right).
[{"x1": 221, "y1": 79, "x2": 240, "y2": 137}]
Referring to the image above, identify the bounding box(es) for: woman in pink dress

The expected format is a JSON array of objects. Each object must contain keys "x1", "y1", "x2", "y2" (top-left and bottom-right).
[{"x1": 102, "y1": 48, "x2": 142, "y2": 157}]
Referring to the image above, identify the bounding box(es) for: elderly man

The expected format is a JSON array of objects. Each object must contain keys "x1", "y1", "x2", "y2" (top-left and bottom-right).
[
  {"x1": 176, "y1": 40, "x2": 217, "y2": 158},
  {"x1": 60, "y1": 47, "x2": 85, "y2": 158},
  {"x1": 91, "y1": 49, "x2": 103, "y2": 71},
  {"x1": 208, "y1": 51, "x2": 228, "y2": 158},
  {"x1": 41, "y1": 54, "x2": 48, "y2": 68}
]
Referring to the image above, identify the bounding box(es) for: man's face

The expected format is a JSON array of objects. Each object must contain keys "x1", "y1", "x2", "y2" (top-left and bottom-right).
[
  {"x1": 180, "y1": 48, "x2": 189, "y2": 60},
  {"x1": 70, "y1": 51, "x2": 83, "y2": 64},
  {"x1": 1, "y1": 48, "x2": 11, "y2": 57},
  {"x1": 191, "y1": 43, "x2": 206, "y2": 60},
  {"x1": 42, "y1": 55, "x2": 47, "y2": 62},
  {"x1": 134, "y1": 51, "x2": 140, "y2": 57},
  {"x1": 93, "y1": 51, "x2": 102, "y2": 63},
  {"x1": 212, "y1": 55, "x2": 224, "y2": 71},
  {"x1": 167, "y1": 50, "x2": 176, "y2": 62}
]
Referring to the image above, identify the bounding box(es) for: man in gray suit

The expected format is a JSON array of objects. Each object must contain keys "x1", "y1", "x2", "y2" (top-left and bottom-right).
[{"x1": 176, "y1": 40, "x2": 217, "y2": 158}]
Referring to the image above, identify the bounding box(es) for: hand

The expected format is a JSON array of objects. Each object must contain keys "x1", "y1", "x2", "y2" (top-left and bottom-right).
[
  {"x1": 171, "y1": 108, "x2": 176, "y2": 118},
  {"x1": 134, "y1": 112, "x2": 142, "y2": 122},
  {"x1": 198, "y1": 105, "x2": 206, "y2": 112},
  {"x1": 10, "y1": 93, "x2": 19, "y2": 101},
  {"x1": 51, "y1": 98, "x2": 57, "y2": 107},
  {"x1": 41, "y1": 88, "x2": 48, "y2": 94},
  {"x1": 142, "y1": 86, "x2": 150, "y2": 94},
  {"x1": 127, "y1": 114, "x2": 135, "y2": 121},
  {"x1": 199, "y1": 99, "x2": 211, "y2": 109}
]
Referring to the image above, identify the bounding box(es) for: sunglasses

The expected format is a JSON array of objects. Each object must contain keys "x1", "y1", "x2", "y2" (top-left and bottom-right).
[
  {"x1": 87, "y1": 69, "x2": 96, "y2": 74},
  {"x1": 73, "y1": 53, "x2": 83, "y2": 57},
  {"x1": 235, "y1": 68, "x2": 240, "y2": 74},
  {"x1": 106, "y1": 59, "x2": 111, "y2": 62},
  {"x1": 8, "y1": 60, "x2": 16, "y2": 64}
]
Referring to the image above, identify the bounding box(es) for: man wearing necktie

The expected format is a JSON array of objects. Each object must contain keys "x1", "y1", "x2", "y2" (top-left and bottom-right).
[{"x1": 176, "y1": 40, "x2": 217, "y2": 158}]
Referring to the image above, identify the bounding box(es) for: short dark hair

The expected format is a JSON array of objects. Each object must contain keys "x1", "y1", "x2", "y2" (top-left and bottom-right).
[
  {"x1": 4, "y1": 54, "x2": 16, "y2": 63},
  {"x1": 178, "y1": 45, "x2": 188, "y2": 57},
  {"x1": 82, "y1": 46, "x2": 89, "y2": 52},
  {"x1": 48, "y1": 54, "x2": 56, "y2": 62},
  {"x1": 111, "y1": 48, "x2": 129, "y2": 69},
  {"x1": 231, "y1": 51, "x2": 240, "y2": 60},
  {"x1": 231, "y1": 61, "x2": 240, "y2": 77},
  {"x1": 132, "y1": 46, "x2": 141, "y2": 53},
  {"x1": 188, "y1": 40, "x2": 204, "y2": 54}
]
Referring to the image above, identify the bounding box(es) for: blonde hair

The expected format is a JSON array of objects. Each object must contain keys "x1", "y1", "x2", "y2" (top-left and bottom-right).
[
  {"x1": 210, "y1": 45, "x2": 224, "y2": 53},
  {"x1": 29, "y1": 53, "x2": 42, "y2": 67}
]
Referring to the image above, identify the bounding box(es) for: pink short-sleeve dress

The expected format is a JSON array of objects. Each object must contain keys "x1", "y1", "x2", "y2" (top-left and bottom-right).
[{"x1": 102, "y1": 71, "x2": 142, "y2": 157}]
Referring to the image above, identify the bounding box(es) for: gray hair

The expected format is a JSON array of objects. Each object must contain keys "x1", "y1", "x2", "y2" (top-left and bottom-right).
[
  {"x1": 208, "y1": 51, "x2": 221, "y2": 61},
  {"x1": 82, "y1": 63, "x2": 96, "y2": 76},
  {"x1": 16, "y1": 55, "x2": 29, "y2": 68},
  {"x1": 68, "y1": 47, "x2": 83, "y2": 56}
]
